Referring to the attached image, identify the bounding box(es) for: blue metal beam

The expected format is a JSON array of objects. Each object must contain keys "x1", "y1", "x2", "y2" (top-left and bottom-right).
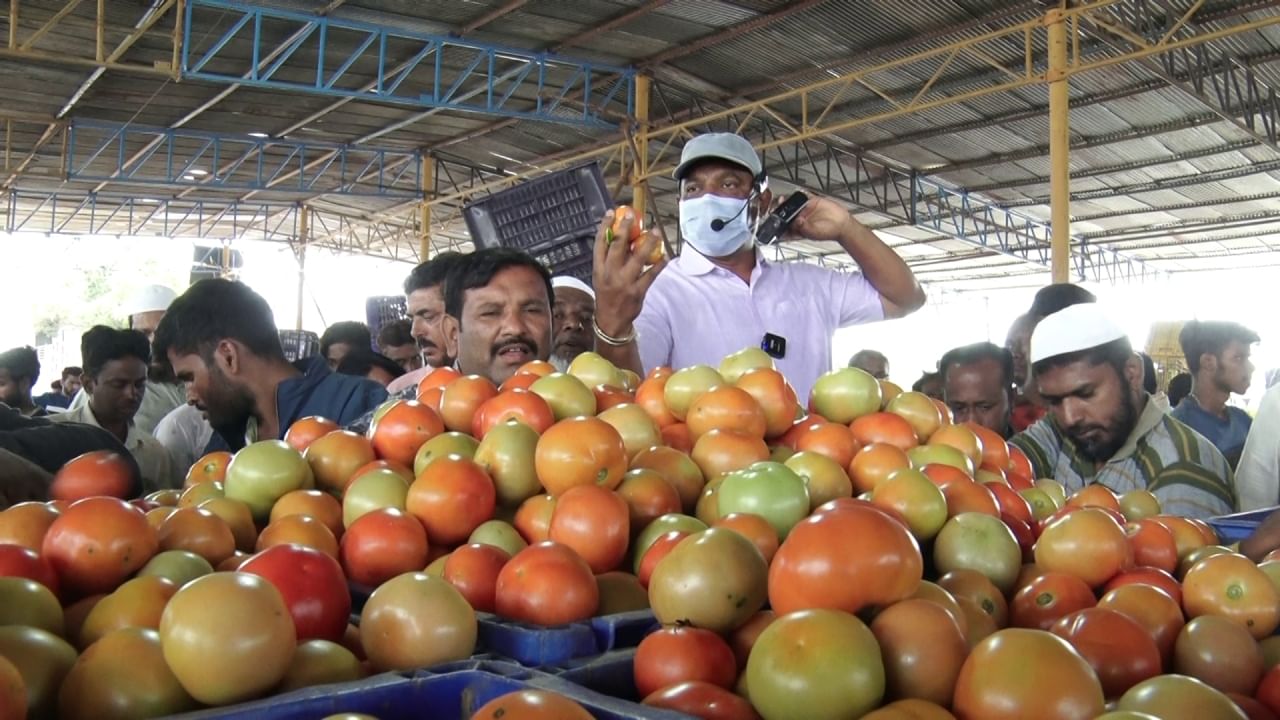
[
  {"x1": 181, "y1": 0, "x2": 635, "y2": 128},
  {"x1": 65, "y1": 119, "x2": 422, "y2": 198}
]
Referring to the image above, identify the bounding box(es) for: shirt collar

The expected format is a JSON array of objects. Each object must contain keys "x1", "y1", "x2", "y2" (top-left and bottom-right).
[
  {"x1": 1108, "y1": 394, "x2": 1167, "y2": 463},
  {"x1": 72, "y1": 405, "x2": 143, "y2": 449}
]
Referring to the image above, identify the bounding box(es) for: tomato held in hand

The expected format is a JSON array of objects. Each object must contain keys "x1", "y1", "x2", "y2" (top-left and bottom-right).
[{"x1": 241, "y1": 544, "x2": 351, "y2": 643}]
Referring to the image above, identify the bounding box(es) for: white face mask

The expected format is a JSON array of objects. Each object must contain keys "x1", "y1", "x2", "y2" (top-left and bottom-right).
[{"x1": 679, "y1": 194, "x2": 754, "y2": 258}]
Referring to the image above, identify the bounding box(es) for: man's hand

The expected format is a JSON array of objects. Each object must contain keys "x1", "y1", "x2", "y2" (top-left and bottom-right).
[
  {"x1": 784, "y1": 195, "x2": 858, "y2": 244},
  {"x1": 592, "y1": 209, "x2": 666, "y2": 336},
  {"x1": 0, "y1": 449, "x2": 51, "y2": 509},
  {"x1": 1241, "y1": 509, "x2": 1280, "y2": 562}
]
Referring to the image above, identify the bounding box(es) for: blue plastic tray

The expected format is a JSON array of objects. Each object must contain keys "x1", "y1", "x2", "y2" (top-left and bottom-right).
[
  {"x1": 1207, "y1": 507, "x2": 1275, "y2": 545},
  {"x1": 172, "y1": 659, "x2": 691, "y2": 719},
  {"x1": 477, "y1": 610, "x2": 658, "y2": 667},
  {"x1": 557, "y1": 649, "x2": 642, "y2": 701}
]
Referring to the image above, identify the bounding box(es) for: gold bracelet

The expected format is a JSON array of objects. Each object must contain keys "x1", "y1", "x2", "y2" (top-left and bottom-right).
[{"x1": 593, "y1": 318, "x2": 637, "y2": 346}]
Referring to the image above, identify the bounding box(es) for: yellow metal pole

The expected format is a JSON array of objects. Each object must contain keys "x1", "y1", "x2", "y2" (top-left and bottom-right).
[
  {"x1": 1047, "y1": 8, "x2": 1071, "y2": 283},
  {"x1": 419, "y1": 154, "x2": 432, "y2": 260},
  {"x1": 296, "y1": 205, "x2": 308, "y2": 331},
  {"x1": 172, "y1": 0, "x2": 184, "y2": 80},
  {"x1": 632, "y1": 74, "x2": 650, "y2": 218},
  {"x1": 8, "y1": 0, "x2": 18, "y2": 49}
]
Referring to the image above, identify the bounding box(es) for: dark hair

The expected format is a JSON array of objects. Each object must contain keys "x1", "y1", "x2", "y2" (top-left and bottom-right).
[
  {"x1": 1029, "y1": 283, "x2": 1096, "y2": 320},
  {"x1": 0, "y1": 347, "x2": 39, "y2": 383},
  {"x1": 320, "y1": 321, "x2": 371, "y2": 358},
  {"x1": 444, "y1": 248, "x2": 554, "y2": 323},
  {"x1": 336, "y1": 349, "x2": 405, "y2": 380},
  {"x1": 1031, "y1": 336, "x2": 1133, "y2": 380},
  {"x1": 911, "y1": 371, "x2": 940, "y2": 393},
  {"x1": 61, "y1": 366, "x2": 82, "y2": 378},
  {"x1": 153, "y1": 279, "x2": 285, "y2": 363},
  {"x1": 1178, "y1": 320, "x2": 1260, "y2": 374},
  {"x1": 377, "y1": 318, "x2": 415, "y2": 349},
  {"x1": 404, "y1": 251, "x2": 466, "y2": 295},
  {"x1": 1168, "y1": 372, "x2": 1193, "y2": 408},
  {"x1": 1140, "y1": 353, "x2": 1157, "y2": 395},
  {"x1": 939, "y1": 342, "x2": 1014, "y2": 388},
  {"x1": 81, "y1": 326, "x2": 151, "y2": 378},
  {"x1": 848, "y1": 349, "x2": 888, "y2": 369}
]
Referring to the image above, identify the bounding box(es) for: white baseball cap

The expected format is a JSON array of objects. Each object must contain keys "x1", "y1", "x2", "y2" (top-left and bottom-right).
[
  {"x1": 125, "y1": 285, "x2": 178, "y2": 316},
  {"x1": 673, "y1": 133, "x2": 764, "y2": 182},
  {"x1": 551, "y1": 276, "x2": 595, "y2": 300},
  {"x1": 1030, "y1": 303, "x2": 1128, "y2": 365}
]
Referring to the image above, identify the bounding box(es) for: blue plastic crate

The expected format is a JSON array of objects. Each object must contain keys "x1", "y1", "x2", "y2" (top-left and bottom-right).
[
  {"x1": 173, "y1": 659, "x2": 691, "y2": 719},
  {"x1": 475, "y1": 610, "x2": 658, "y2": 666},
  {"x1": 1207, "y1": 507, "x2": 1275, "y2": 545},
  {"x1": 557, "y1": 649, "x2": 642, "y2": 701}
]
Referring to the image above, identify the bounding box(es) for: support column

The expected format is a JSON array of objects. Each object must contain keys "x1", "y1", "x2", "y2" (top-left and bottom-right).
[
  {"x1": 1047, "y1": 9, "x2": 1071, "y2": 283},
  {"x1": 632, "y1": 74, "x2": 650, "y2": 218},
  {"x1": 296, "y1": 204, "x2": 307, "y2": 331},
  {"x1": 419, "y1": 154, "x2": 432, "y2": 261}
]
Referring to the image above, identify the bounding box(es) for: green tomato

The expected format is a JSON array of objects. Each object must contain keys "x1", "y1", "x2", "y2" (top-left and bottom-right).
[
  {"x1": 716, "y1": 462, "x2": 809, "y2": 540},
  {"x1": 224, "y1": 440, "x2": 313, "y2": 521}
]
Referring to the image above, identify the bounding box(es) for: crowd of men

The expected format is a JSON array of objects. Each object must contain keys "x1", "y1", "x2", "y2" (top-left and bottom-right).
[{"x1": 1, "y1": 130, "x2": 1278, "y2": 554}]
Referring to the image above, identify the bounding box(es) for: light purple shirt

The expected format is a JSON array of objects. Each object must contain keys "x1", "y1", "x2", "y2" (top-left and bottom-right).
[{"x1": 635, "y1": 246, "x2": 885, "y2": 401}]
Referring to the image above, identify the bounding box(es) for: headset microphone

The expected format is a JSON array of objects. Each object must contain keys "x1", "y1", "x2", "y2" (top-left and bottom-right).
[{"x1": 709, "y1": 188, "x2": 757, "y2": 231}]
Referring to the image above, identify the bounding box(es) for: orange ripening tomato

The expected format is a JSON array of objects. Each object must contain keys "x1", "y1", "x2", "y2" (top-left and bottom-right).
[
  {"x1": 369, "y1": 400, "x2": 445, "y2": 468},
  {"x1": 636, "y1": 374, "x2": 678, "y2": 428},
  {"x1": 849, "y1": 412, "x2": 918, "y2": 452},
  {"x1": 1182, "y1": 552, "x2": 1280, "y2": 639},
  {"x1": 610, "y1": 204, "x2": 663, "y2": 265},
  {"x1": 419, "y1": 366, "x2": 461, "y2": 395},
  {"x1": 494, "y1": 541, "x2": 599, "y2": 626},
  {"x1": 794, "y1": 421, "x2": 859, "y2": 468},
  {"x1": 1124, "y1": 518, "x2": 1179, "y2": 574},
  {"x1": 535, "y1": 417, "x2": 628, "y2": 496},
  {"x1": 0, "y1": 502, "x2": 61, "y2": 551},
  {"x1": 340, "y1": 508, "x2": 429, "y2": 588},
  {"x1": 42, "y1": 496, "x2": 158, "y2": 595},
  {"x1": 50, "y1": 451, "x2": 136, "y2": 502},
  {"x1": 1009, "y1": 571, "x2": 1096, "y2": 630},
  {"x1": 734, "y1": 367, "x2": 800, "y2": 440},
  {"x1": 283, "y1": 416, "x2": 340, "y2": 452},
  {"x1": 548, "y1": 485, "x2": 630, "y2": 574},
  {"x1": 684, "y1": 386, "x2": 767, "y2": 440},
  {"x1": 406, "y1": 456, "x2": 497, "y2": 547},
  {"x1": 1034, "y1": 507, "x2": 1133, "y2": 588},
  {"x1": 185, "y1": 451, "x2": 232, "y2": 488},
  {"x1": 438, "y1": 375, "x2": 498, "y2": 433}
]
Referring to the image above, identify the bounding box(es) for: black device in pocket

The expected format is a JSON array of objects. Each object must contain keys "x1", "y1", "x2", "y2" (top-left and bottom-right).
[{"x1": 755, "y1": 191, "x2": 809, "y2": 246}]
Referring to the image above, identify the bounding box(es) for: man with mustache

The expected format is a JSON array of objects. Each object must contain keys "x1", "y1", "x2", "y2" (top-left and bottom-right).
[
  {"x1": 551, "y1": 276, "x2": 596, "y2": 369},
  {"x1": 385, "y1": 251, "x2": 466, "y2": 396},
  {"x1": 1011, "y1": 303, "x2": 1236, "y2": 520},
  {"x1": 48, "y1": 326, "x2": 180, "y2": 492},
  {"x1": 446, "y1": 248, "x2": 554, "y2": 386}
]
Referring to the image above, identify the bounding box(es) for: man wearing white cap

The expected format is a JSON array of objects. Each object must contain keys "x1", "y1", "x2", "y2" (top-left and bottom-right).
[
  {"x1": 590, "y1": 132, "x2": 925, "y2": 401},
  {"x1": 551, "y1": 276, "x2": 595, "y2": 369},
  {"x1": 68, "y1": 284, "x2": 188, "y2": 435},
  {"x1": 1011, "y1": 303, "x2": 1236, "y2": 519}
]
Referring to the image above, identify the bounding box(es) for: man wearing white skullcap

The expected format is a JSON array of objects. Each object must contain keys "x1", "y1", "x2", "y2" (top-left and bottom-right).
[
  {"x1": 1010, "y1": 303, "x2": 1236, "y2": 519},
  {"x1": 551, "y1": 276, "x2": 596, "y2": 368},
  {"x1": 126, "y1": 285, "x2": 179, "y2": 343}
]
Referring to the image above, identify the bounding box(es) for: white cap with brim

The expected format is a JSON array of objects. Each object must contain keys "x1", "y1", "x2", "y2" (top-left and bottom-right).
[
  {"x1": 673, "y1": 133, "x2": 764, "y2": 183},
  {"x1": 124, "y1": 285, "x2": 178, "y2": 316},
  {"x1": 551, "y1": 275, "x2": 595, "y2": 300},
  {"x1": 1030, "y1": 303, "x2": 1127, "y2": 365}
]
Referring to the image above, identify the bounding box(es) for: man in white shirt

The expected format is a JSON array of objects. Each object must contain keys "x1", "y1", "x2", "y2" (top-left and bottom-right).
[
  {"x1": 50, "y1": 326, "x2": 181, "y2": 492},
  {"x1": 1237, "y1": 383, "x2": 1280, "y2": 511}
]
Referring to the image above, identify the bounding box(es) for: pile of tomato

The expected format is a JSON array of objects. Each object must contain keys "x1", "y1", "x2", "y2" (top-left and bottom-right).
[{"x1": 1, "y1": 347, "x2": 1279, "y2": 720}]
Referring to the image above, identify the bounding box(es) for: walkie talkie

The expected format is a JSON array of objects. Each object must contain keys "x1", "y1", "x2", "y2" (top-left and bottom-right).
[{"x1": 755, "y1": 191, "x2": 809, "y2": 245}]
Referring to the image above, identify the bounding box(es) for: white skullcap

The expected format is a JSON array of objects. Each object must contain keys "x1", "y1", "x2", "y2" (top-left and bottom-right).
[
  {"x1": 1031, "y1": 303, "x2": 1127, "y2": 365},
  {"x1": 124, "y1": 284, "x2": 178, "y2": 316},
  {"x1": 551, "y1": 276, "x2": 595, "y2": 300}
]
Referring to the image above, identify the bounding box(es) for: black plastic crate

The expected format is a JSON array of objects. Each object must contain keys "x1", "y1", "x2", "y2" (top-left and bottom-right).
[
  {"x1": 365, "y1": 295, "x2": 408, "y2": 351},
  {"x1": 278, "y1": 329, "x2": 320, "y2": 362},
  {"x1": 464, "y1": 162, "x2": 612, "y2": 278}
]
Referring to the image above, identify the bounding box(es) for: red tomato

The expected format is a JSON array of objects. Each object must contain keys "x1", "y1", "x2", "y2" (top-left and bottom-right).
[
  {"x1": 0, "y1": 543, "x2": 59, "y2": 595},
  {"x1": 547, "y1": 485, "x2": 630, "y2": 574},
  {"x1": 634, "y1": 626, "x2": 737, "y2": 698},
  {"x1": 1103, "y1": 566, "x2": 1183, "y2": 606},
  {"x1": 473, "y1": 389, "x2": 556, "y2": 438},
  {"x1": 240, "y1": 543, "x2": 351, "y2": 642},
  {"x1": 988, "y1": 482, "x2": 1034, "y2": 525},
  {"x1": 769, "y1": 503, "x2": 922, "y2": 615},
  {"x1": 42, "y1": 497, "x2": 157, "y2": 595},
  {"x1": 339, "y1": 508, "x2": 430, "y2": 588},
  {"x1": 442, "y1": 543, "x2": 510, "y2": 613},
  {"x1": 405, "y1": 457, "x2": 496, "y2": 547},
  {"x1": 1125, "y1": 518, "x2": 1179, "y2": 574},
  {"x1": 643, "y1": 681, "x2": 762, "y2": 720},
  {"x1": 1034, "y1": 507, "x2": 1132, "y2": 588},
  {"x1": 1010, "y1": 571, "x2": 1097, "y2": 630},
  {"x1": 1051, "y1": 607, "x2": 1162, "y2": 698},
  {"x1": 1257, "y1": 665, "x2": 1280, "y2": 716},
  {"x1": 369, "y1": 400, "x2": 445, "y2": 468},
  {"x1": 494, "y1": 542, "x2": 598, "y2": 626},
  {"x1": 283, "y1": 416, "x2": 340, "y2": 452},
  {"x1": 637, "y1": 531, "x2": 690, "y2": 589},
  {"x1": 50, "y1": 450, "x2": 136, "y2": 502}
]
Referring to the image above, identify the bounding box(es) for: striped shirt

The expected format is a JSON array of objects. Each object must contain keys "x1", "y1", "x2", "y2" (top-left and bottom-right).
[{"x1": 1011, "y1": 395, "x2": 1237, "y2": 519}]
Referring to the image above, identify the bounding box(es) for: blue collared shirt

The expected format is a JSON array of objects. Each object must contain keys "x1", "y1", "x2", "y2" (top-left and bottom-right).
[{"x1": 1170, "y1": 395, "x2": 1253, "y2": 468}]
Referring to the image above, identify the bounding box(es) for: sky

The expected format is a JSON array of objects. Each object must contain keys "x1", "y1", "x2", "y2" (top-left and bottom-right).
[{"x1": 2, "y1": 233, "x2": 1275, "y2": 407}]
